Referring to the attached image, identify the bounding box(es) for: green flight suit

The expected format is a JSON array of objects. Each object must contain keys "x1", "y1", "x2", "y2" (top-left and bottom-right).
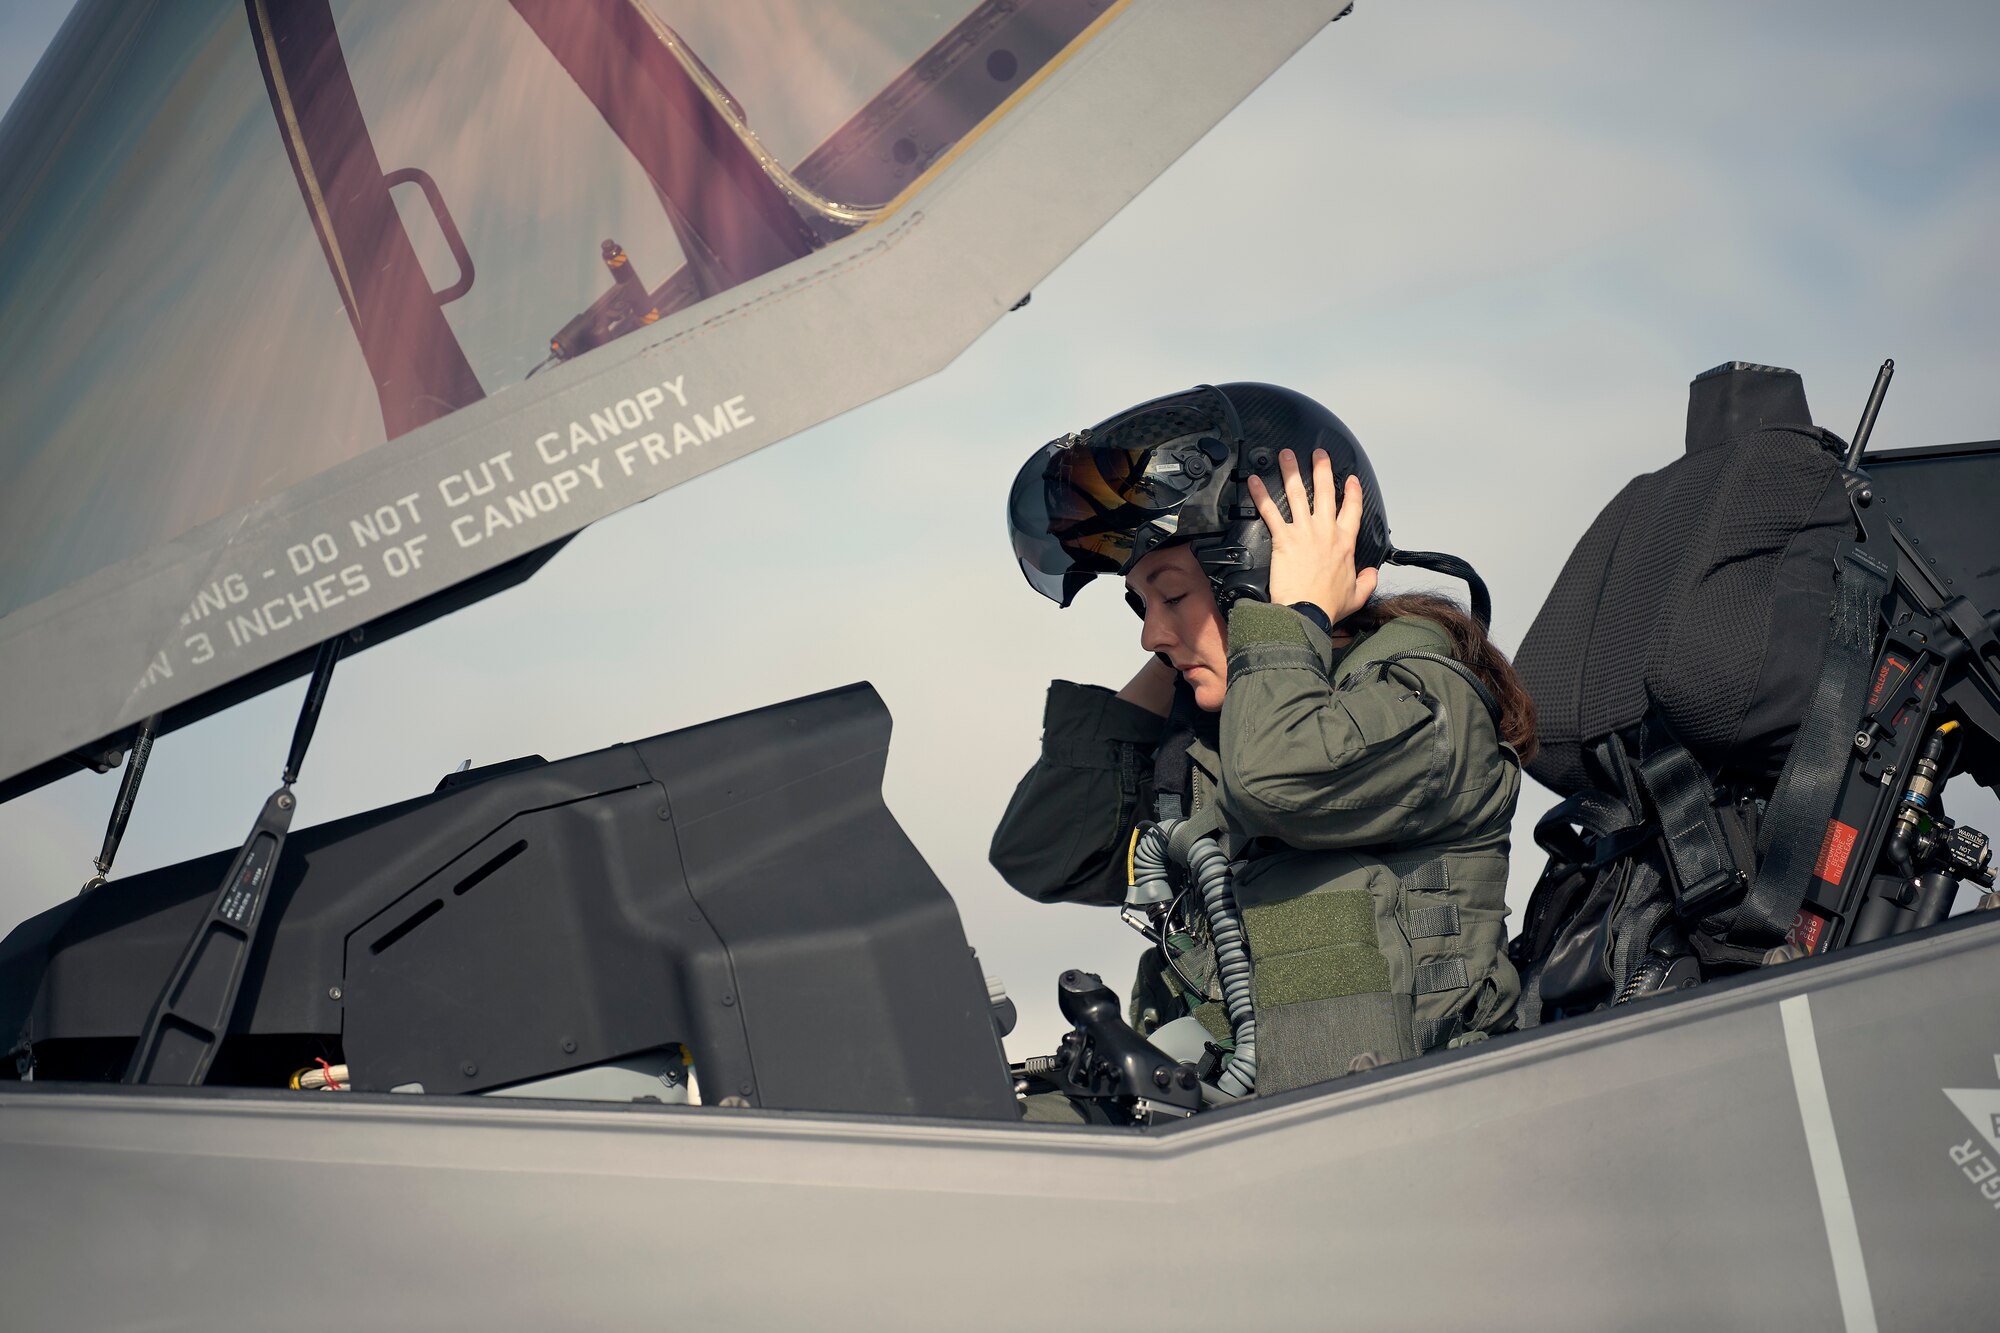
[{"x1": 992, "y1": 603, "x2": 1521, "y2": 1097}]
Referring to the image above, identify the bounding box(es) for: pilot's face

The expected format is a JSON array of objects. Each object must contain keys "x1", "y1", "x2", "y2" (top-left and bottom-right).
[{"x1": 1127, "y1": 545, "x2": 1228, "y2": 712}]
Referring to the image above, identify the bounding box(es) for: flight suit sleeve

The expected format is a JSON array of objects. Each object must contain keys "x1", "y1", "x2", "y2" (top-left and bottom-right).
[
  {"x1": 1218, "y1": 606, "x2": 1512, "y2": 849},
  {"x1": 990, "y1": 680, "x2": 1166, "y2": 906}
]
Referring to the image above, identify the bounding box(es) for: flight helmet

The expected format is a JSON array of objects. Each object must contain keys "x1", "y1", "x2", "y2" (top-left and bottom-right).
[{"x1": 1007, "y1": 382, "x2": 1490, "y2": 623}]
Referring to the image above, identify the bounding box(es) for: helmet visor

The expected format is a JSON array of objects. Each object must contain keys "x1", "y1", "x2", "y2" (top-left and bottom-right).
[{"x1": 1007, "y1": 388, "x2": 1238, "y2": 606}]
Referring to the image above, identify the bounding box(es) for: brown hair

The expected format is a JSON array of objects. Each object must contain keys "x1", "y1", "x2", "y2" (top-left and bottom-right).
[{"x1": 1344, "y1": 593, "x2": 1539, "y2": 762}]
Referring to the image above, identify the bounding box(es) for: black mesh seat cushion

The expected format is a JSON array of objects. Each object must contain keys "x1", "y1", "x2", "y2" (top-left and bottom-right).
[{"x1": 1518, "y1": 426, "x2": 1850, "y2": 795}]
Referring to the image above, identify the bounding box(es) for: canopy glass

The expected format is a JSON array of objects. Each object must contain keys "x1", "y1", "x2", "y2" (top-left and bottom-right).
[{"x1": 0, "y1": 0, "x2": 1092, "y2": 622}]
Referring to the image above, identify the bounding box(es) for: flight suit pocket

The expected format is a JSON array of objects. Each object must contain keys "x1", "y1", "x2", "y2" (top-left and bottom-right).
[
  {"x1": 1323, "y1": 671, "x2": 1446, "y2": 808},
  {"x1": 1331, "y1": 684, "x2": 1431, "y2": 754},
  {"x1": 1255, "y1": 992, "x2": 1415, "y2": 1095},
  {"x1": 1240, "y1": 884, "x2": 1416, "y2": 1094}
]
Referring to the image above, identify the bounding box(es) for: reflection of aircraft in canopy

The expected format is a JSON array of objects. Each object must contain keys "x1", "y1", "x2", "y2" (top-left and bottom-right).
[
  {"x1": 254, "y1": 0, "x2": 1107, "y2": 434},
  {"x1": 0, "y1": 0, "x2": 1207, "y2": 799}
]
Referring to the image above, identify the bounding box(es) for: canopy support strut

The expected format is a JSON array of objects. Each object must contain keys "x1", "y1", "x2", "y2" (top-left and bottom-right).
[
  {"x1": 122, "y1": 635, "x2": 346, "y2": 1086},
  {"x1": 81, "y1": 712, "x2": 160, "y2": 893}
]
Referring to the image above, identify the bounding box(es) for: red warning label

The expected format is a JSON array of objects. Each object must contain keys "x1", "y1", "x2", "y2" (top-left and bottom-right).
[
  {"x1": 1813, "y1": 819, "x2": 1860, "y2": 885},
  {"x1": 1870, "y1": 654, "x2": 1910, "y2": 710},
  {"x1": 1787, "y1": 908, "x2": 1830, "y2": 955}
]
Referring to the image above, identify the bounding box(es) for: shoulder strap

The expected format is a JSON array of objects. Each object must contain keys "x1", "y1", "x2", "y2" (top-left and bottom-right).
[{"x1": 1730, "y1": 542, "x2": 1888, "y2": 945}]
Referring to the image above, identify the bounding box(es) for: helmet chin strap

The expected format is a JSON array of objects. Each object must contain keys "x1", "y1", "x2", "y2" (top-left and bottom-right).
[{"x1": 1385, "y1": 548, "x2": 1493, "y2": 628}]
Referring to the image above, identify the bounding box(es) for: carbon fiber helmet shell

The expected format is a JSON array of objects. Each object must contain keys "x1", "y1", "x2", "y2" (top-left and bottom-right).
[
  {"x1": 1008, "y1": 382, "x2": 1391, "y2": 610},
  {"x1": 1206, "y1": 381, "x2": 1390, "y2": 602}
]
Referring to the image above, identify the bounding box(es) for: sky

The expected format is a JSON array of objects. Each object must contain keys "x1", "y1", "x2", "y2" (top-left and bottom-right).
[{"x1": 1, "y1": 0, "x2": 1996, "y2": 1057}]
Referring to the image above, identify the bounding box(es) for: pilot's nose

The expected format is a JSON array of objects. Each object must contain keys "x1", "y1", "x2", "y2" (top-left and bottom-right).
[{"x1": 1139, "y1": 607, "x2": 1174, "y2": 657}]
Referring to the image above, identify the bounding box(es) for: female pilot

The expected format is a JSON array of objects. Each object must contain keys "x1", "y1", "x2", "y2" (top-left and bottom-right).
[{"x1": 992, "y1": 383, "x2": 1536, "y2": 1103}]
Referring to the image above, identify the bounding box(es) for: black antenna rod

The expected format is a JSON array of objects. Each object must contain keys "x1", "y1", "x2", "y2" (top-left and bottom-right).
[{"x1": 1845, "y1": 358, "x2": 1894, "y2": 469}]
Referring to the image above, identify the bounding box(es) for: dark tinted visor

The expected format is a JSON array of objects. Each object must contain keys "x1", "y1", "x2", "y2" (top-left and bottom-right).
[{"x1": 1007, "y1": 387, "x2": 1238, "y2": 606}]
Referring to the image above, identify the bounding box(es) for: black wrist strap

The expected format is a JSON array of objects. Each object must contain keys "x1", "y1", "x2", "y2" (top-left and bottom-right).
[{"x1": 1287, "y1": 601, "x2": 1334, "y2": 636}]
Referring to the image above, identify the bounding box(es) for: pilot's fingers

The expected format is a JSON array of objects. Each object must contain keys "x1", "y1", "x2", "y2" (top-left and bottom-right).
[
  {"x1": 1348, "y1": 565, "x2": 1380, "y2": 617},
  {"x1": 1246, "y1": 473, "x2": 1288, "y2": 532},
  {"x1": 1279, "y1": 448, "x2": 1311, "y2": 521},
  {"x1": 1333, "y1": 474, "x2": 1365, "y2": 545},
  {"x1": 1310, "y1": 448, "x2": 1338, "y2": 526}
]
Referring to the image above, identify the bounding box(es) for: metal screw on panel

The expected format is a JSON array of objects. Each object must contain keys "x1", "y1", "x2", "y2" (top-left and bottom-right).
[
  {"x1": 328, "y1": 985, "x2": 342, "y2": 1001},
  {"x1": 738, "y1": 1082, "x2": 753, "y2": 1096},
  {"x1": 720, "y1": 993, "x2": 735, "y2": 1007},
  {"x1": 276, "y1": 793, "x2": 294, "y2": 810},
  {"x1": 1854, "y1": 731, "x2": 1872, "y2": 752},
  {"x1": 658, "y1": 806, "x2": 671, "y2": 820},
  {"x1": 461, "y1": 1061, "x2": 478, "y2": 1077},
  {"x1": 560, "y1": 1036, "x2": 576, "y2": 1054}
]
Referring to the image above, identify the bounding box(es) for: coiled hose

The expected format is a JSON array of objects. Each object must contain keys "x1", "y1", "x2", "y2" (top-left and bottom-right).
[{"x1": 1130, "y1": 820, "x2": 1257, "y2": 1097}]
